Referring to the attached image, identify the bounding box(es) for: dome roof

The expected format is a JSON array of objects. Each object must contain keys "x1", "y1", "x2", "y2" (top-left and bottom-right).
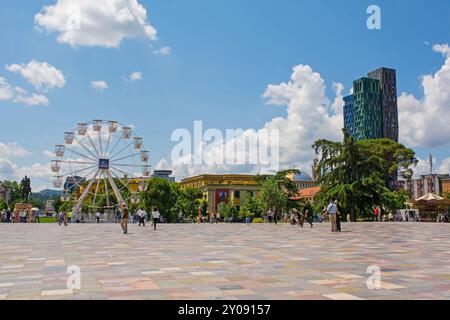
[{"x1": 292, "y1": 172, "x2": 313, "y2": 182}]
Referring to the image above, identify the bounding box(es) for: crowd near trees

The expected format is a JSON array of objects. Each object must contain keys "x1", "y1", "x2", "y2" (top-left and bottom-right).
[{"x1": 1, "y1": 129, "x2": 420, "y2": 222}]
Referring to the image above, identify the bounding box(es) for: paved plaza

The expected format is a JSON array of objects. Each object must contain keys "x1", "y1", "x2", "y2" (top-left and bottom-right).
[{"x1": 0, "y1": 222, "x2": 449, "y2": 300}]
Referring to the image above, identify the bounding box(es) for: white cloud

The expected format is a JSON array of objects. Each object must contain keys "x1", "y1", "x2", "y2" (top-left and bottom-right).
[
  {"x1": 14, "y1": 93, "x2": 49, "y2": 106},
  {"x1": 0, "y1": 159, "x2": 16, "y2": 177},
  {"x1": 6, "y1": 60, "x2": 66, "y2": 90},
  {"x1": 15, "y1": 163, "x2": 51, "y2": 181},
  {"x1": 0, "y1": 142, "x2": 30, "y2": 158},
  {"x1": 35, "y1": 0, "x2": 158, "y2": 48},
  {"x1": 14, "y1": 86, "x2": 28, "y2": 95},
  {"x1": 91, "y1": 80, "x2": 109, "y2": 91},
  {"x1": 0, "y1": 142, "x2": 52, "y2": 191},
  {"x1": 0, "y1": 77, "x2": 49, "y2": 107},
  {"x1": 398, "y1": 44, "x2": 450, "y2": 147},
  {"x1": 153, "y1": 46, "x2": 172, "y2": 55},
  {"x1": 439, "y1": 158, "x2": 450, "y2": 174},
  {"x1": 128, "y1": 71, "x2": 143, "y2": 82},
  {"x1": 43, "y1": 150, "x2": 55, "y2": 158},
  {"x1": 261, "y1": 65, "x2": 343, "y2": 166},
  {"x1": 413, "y1": 157, "x2": 433, "y2": 178},
  {"x1": 167, "y1": 64, "x2": 344, "y2": 179},
  {"x1": 154, "y1": 158, "x2": 171, "y2": 171},
  {"x1": 432, "y1": 44, "x2": 450, "y2": 57},
  {"x1": 412, "y1": 156, "x2": 450, "y2": 178},
  {"x1": 0, "y1": 77, "x2": 14, "y2": 101}
]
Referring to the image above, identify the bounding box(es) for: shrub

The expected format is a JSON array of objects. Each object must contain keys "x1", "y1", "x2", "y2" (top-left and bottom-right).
[{"x1": 252, "y1": 218, "x2": 265, "y2": 224}]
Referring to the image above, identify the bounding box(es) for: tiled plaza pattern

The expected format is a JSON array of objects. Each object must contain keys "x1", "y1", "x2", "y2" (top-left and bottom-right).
[{"x1": 0, "y1": 223, "x2": 449, "y2": 300}]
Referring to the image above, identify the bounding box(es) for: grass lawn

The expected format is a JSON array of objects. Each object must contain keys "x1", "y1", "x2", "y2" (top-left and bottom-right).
[{"x1": 38, "y1": 217, "x2": 57, "y2": 223}]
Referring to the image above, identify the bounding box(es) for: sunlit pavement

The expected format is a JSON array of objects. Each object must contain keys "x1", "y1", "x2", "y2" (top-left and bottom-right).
[{"x1": 0, "y1": 222, "x2": 449, "y2": 300}]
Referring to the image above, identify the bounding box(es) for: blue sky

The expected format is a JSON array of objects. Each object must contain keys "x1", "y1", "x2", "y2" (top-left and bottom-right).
[{"x1": 0, "y1": 0, "x2": 449, "y2": 190}]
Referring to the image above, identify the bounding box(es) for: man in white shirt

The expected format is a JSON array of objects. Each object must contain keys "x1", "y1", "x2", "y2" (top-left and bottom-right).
[
  {"x1": 95, "y1": 211, "x2": 101, "y2": 224},
  {"x1": 151, "y1": 208, "x2": 161, "y2": 230},
  {"x1": 326, "y1": 200, "x2": 338, "y2": 232},
  {"x1": 138, "y1": 208, "x2": 146, "y2": 227}
]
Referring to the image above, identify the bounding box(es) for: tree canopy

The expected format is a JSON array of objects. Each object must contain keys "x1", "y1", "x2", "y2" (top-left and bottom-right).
[{"x1": 312, "y1": 129, "x2": 417, "y2": 221}]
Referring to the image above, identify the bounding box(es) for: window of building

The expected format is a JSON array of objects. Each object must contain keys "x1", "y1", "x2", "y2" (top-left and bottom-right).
[{"x1": 234, "y1": 191, "x2": 240, "y2": 198}]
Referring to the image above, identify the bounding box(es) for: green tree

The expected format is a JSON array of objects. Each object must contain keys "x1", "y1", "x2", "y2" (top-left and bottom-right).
[
  {"x1": 241, "y1": 193, "x2": 263, "y2": 219},
  {"x1": 219, "y1": 201, "x2": 239, "y2": 221},
  {"x1": 358, "y1": 139, "x2": 418, "y2": 189},
  {"x1": 1, "y1": 181, "x2": 21, "y2": 207},
  {"x1": 381, "y1": 189, "x2": 409, "y2": 213},
  {"x1": 0, "y1": 199, "x2": 8, "y2": 211},
  {"x1": 175, "y1": 187, "x2": 204, "y2": 217},
  {"x1": 258, "y1": 178, "x2": 288, "y2": 213},
  {"x1": 312, "y1": 129, "x2": 417, "y2": 221},
  {"x1": 140, "y1": 178, "x2": 178, "y2": 222}
]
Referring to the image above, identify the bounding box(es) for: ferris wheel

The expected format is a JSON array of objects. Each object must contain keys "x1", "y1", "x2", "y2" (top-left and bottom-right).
[{"x1": 51, "y1": 120, "x2": 151, "y2": 214}]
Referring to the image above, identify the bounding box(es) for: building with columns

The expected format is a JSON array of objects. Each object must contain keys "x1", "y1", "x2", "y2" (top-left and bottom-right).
[{"x1": 180, "y1": 174, "x2": 261, "y2": 213}]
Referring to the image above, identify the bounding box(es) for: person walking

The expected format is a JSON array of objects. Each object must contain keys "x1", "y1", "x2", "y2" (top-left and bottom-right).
[
  {"x1": 6, "y1": 210, "x2": 11, "y2": 223},
  {"x1": 273, "y1": 207, "x2": 278, "y2": 225},
  {"x1": 295, "y1": 208, "x2": 302, "y2": 227},
  {"x1": 34, "y1": 210, "x2": 40, "y2": 223},
  {"x1": 67, "y1": 210, "x2": 72, "y2": 224},
  {"x1": 151, "y1": 208, "x2": 161, "y2": 230},
  {"x1": 178, "y1": 209, "x2": 184, "y2": 223},
  {"x1": 20, "y1": 210, "x2": 26, "y2": 223},
  {"x1": 120, "y1": 203, "x2": 129, "y2": 234},
  {"x1": 197, "y1": 207, "x2": 203, "y2": 224},
  {"x1": 335, "y1": 201, "x2": 342, "y2": 232},
  {"x1": 138, "y1": 208, "x2": 147, "y2": 227},
  {"x1": 267, "y1": 208, "x2": 273, "y2": 223},
  {"x1": 95, "y1": 210, "x2": 101, "y2": 224},
  {"x1": 290, "y1": 209, "x2": 297, "y2": 226},
  {"x1": 373, "y1": 207, "x2": 380, "y2": 222},
  {"x1": 326, "y1": 200, "x2": 338, "y2": 232},
  {"x1": 63, "y1": 211, "x2": 68, "y2": 226},
  {"x1": 115, "y1": 209, "x2": 121, "y2": 223},
  {"x1": 303, "y1": 207, "x2": 314, "y2": 228},
  {"x1": 215, "y1": 212, "x2": 220, "y2": 224}
]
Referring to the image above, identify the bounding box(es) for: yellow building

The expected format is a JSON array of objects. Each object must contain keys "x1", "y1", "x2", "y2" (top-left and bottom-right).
[{"x1": 180, "y1": 174, "x2": 261, "y2": 212}]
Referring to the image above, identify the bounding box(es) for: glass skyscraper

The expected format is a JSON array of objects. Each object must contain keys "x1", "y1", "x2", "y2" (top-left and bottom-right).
[
  {"x1": 343, "y1": 67, "x2": 399, "y2": 142},
  {"x1": 367, "y1": 68, "x2": 399, "y2": 142},
  {"x1": 343, "y1": 95, "x2": 354, "y2": 136},
  {"x1": 352, "y1": 77, "x2": 382, "y2": 140}
]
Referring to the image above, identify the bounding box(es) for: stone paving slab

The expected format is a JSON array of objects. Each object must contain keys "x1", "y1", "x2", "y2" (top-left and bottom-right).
[{"x1": 0, "y1": 222, "x2": 449, "y2": 300}]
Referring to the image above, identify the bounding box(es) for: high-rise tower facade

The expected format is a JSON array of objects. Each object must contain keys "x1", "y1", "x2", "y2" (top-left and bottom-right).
[
  {"x1": 352, "y1": 77, "x2": 382, "y2": 140},
  {"x1": 367, "y1": 68, "x2": 399, "y2": 142},
  {"x1": 343, "y1": 67, "x2": 399, "y2": 142}
]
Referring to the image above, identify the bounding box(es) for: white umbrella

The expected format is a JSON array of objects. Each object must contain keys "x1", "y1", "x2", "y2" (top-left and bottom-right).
[{"x1": 415, "y1": 193, "x2": 444, "y2": 202}]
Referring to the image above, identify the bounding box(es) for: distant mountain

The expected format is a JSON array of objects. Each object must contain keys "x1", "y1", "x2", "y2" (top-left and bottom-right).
[{"x1": 32, "y1": 189, "x2": 63, "y2": 199}]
